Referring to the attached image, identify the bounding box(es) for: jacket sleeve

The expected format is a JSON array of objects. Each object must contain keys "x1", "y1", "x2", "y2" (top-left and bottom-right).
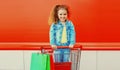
[
  {"x1": 49, "y1": 24, "x2": 56, "y2": 45},
  {"x1": 69, "y1": 21, "x2": 76, "y2": 45}
]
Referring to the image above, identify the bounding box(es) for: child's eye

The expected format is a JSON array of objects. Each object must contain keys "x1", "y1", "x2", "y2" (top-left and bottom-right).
[
  {"x1": 60, "y1": 14, "x2": 62, "y2": 15},
  {"x1": 64, "y1": 14, "x2": 67, "y2": 15}
]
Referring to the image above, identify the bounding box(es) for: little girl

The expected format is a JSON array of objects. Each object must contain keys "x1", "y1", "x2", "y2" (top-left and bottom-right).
[{"x1": 48, "y1": 4, "x2": 76, "y2": 62}]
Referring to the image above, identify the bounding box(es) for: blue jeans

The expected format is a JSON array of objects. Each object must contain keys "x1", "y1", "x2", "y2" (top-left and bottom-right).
[{"x1": 54, "y1": 49, "x2": 70, "y2": 62}]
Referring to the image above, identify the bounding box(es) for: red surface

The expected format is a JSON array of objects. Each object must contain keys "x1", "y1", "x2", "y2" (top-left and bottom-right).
[
  {"x1": 54, "y1": 62, "x2": 71, "y2": 70},
  {"x1": 50, "y1": 55, "x2": 55, "y2": 70},
  {"x1": 0, "y1": 44, "x2": 120, "y2": 50},
  {"x1": 0, "y1": 44, "x2": 82, "y2": 50},
  {"x1": 0, "y1": 0, "x2": 120, "y2": 42},
  {"x1": 82, "y1": 47, "x2": 120, "y2": 50}
]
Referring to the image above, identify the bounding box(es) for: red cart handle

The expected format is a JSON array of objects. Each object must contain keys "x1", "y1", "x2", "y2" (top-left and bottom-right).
[
  {"x1": 40, "y1": 45, "x2": 82, "y2": 53},
  {"x1": 41, "y1": 45, "x2": 82, "y2": 51}
]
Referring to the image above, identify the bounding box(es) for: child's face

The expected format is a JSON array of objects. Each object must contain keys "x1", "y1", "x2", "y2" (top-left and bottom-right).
[{"x1": 58, "y1": 9, "x2": 68, "y2": 22}]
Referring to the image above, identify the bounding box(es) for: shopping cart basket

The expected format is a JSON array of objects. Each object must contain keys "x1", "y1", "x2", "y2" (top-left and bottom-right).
[{"x1": 41, "y1": 46, "x2": 81, "y2": 70}]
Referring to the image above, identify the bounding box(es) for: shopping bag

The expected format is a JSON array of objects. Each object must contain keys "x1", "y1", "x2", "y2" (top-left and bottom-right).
[
  {"x1": 46, "y1": 54, "x2": 50, "y2": 70},
  {"x1": 50, "y1": 54, "x2": 55, "y2": 70},
  {"x1": 30, "y1": 53, "x2": 50, "y2": 70}
]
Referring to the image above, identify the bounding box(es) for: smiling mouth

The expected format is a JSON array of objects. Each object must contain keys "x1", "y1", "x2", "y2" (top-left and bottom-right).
[{"x1": 61, "y1": 18, "x2": 65, "y2": 19}]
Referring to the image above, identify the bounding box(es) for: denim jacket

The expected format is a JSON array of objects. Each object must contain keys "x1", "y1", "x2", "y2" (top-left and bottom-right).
[{"x1": 49, "y1": 20, "x2": 75, "y2": 46}]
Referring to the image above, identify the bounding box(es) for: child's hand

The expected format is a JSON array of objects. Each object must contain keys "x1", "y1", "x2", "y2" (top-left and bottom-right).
[
  {"x1": 51, "y1": 45, "x2": 57, "y2": 50},
  {"x1": 69, "y1": 45, "x2": 74, "y2": 48}
]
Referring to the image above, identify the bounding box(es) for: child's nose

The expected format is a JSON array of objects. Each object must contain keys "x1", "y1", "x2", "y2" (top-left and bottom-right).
[{"x1": 61, "y1": 15, "x2": 65, "y2": 17}]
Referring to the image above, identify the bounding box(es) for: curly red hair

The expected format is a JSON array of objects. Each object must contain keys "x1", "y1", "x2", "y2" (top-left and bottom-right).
[{"x1": 48, "y1": 4, "x2": 70, "y2": 25}]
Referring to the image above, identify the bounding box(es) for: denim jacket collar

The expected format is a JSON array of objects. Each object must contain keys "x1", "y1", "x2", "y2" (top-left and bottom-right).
[{"x1": 58, "y1": 20, "x2": 69, "y2": 26}]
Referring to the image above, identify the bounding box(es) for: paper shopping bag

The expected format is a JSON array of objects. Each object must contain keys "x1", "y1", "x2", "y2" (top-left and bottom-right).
[
  {"x1": 30, "y1": 53, "x2": 50, "y2": 70},
  {"x1": 46, "y1": 54, "x2": 50, "y2": 70},
  {"x1": 50, "y1": 54, "x2": 55, "y2": 70}
]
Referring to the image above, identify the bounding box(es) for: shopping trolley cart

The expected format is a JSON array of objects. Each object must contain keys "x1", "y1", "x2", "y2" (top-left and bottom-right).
[{"x1": 40, "y1": 46, "x2": 82, "y2": 70}]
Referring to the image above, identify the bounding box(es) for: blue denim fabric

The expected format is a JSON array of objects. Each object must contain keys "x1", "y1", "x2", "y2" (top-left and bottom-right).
[
  {"x1": 49, "y1": 20, "x2": 75, "y2": 62},
  {"x1": 54, "y1": 49, "x2": 70, "y2": 62},
  {"x1": 49, "y1": 20, "x2": 75, "y2": 46}
]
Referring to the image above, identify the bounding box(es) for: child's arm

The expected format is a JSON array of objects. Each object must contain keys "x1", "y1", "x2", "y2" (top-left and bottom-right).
[
  {"x1": 69, "y1": 21, "x2": 76, "y2": 48},
  {"x1": 49, "y1": 24, "x2": 57, "y2": 48}
]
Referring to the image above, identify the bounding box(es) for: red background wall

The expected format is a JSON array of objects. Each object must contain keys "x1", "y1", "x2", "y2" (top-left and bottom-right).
[{"x1": 0, "y1": 0, "x2": 120, "y2": 42}]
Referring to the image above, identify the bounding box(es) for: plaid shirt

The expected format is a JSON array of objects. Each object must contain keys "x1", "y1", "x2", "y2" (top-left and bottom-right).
[{"x1": 49, "y1": 20, "x2": 75, "y2": 46}]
